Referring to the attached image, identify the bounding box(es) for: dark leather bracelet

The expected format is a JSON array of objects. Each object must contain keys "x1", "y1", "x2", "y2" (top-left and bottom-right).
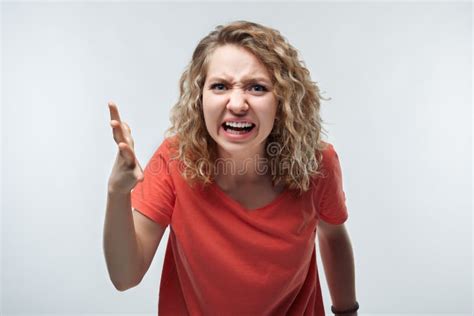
[{"x1": 331, "y1": 301, "x2": 359, "y2": 314}]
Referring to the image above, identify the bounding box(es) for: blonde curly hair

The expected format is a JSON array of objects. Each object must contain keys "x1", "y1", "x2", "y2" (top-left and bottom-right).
[{"x1": 165, "y1": 20, "x2": 330, "y2": 195}]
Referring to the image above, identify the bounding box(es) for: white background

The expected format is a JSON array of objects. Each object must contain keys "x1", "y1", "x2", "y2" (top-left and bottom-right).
[{"x1": 2, "y1": 1, "x2": 472, "y2": 315}]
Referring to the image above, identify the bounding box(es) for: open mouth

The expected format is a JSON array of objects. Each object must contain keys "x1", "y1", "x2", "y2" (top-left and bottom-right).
[{"x1": 221, "y1": 122, "x2": 256, "y2": 134}]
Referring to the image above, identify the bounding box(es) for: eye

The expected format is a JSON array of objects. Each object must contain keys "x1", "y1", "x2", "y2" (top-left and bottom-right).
[
  {"x1": 210, "y1": 83, "x2": 226, "y2": 91},
  {"x1": 249, "y1": 84, "x2": 267, "y2": 92}
]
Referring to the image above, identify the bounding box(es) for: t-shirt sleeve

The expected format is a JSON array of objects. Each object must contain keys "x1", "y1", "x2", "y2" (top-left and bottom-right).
[
  {"x1": 131, "y1": 139, "x2": 176, "y2": 228},
  {"x1": 312, "y1": 143, "x2": 349, "y2": 225}
]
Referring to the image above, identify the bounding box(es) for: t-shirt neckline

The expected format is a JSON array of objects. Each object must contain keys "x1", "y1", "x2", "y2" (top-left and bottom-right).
[{"x1": 209, "y1": 181, "x2": 291, "y2": 213}]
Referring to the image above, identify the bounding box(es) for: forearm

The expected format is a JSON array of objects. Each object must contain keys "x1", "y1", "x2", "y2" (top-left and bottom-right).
[
  {"x1": 103, "y1": 189, "x2": 143, "y2": 291},
  {"x1": 318, "y1": 233, "x2": 357, "y2": 313}
]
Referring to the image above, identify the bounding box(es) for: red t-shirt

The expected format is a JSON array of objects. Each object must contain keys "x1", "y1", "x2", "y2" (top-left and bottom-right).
[{"x1": 131, "y1": 136, "x2": 348, "y2": 316}]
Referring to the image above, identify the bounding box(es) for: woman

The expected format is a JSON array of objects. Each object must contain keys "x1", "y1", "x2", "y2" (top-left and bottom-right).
[{"x1": 104, "y1": 20, "x2": 358, "y2": 316}]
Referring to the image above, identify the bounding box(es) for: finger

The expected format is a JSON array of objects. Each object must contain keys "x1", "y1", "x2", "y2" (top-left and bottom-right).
[
  {"x1": 122, "y1": 122, "x2": 131, "y2": 134},
  {"x1": 118, "y1": 143, "x2": 136, "y2": 168},
  {"x1": 120, "y1": 122, "x2": 134, "y2": 147},
  {"x1": 111, "y1": 121, "x2": 135, "y2": 150},
  {"x1": 110, "y1": 120, "x2": 127, "y2": 144},
  {"x1": 119, "y1": 121, "x2": 135, "y2": 148},
  {"x1": 121, "y1": 122, "x2": 135, "y2": 148},
  {"x1": 108, "y1": 101, "x2": 122, "y2": 122}
]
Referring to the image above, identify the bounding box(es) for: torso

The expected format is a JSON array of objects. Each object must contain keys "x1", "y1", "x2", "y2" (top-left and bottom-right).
[{"x1": 216, "y1": 179, "x2": 286, "y2": 211}]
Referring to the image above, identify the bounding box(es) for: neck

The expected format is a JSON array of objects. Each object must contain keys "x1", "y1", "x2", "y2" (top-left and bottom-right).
[{"x1": 213, "y1": 150, "x2": 273, "y2": 189}]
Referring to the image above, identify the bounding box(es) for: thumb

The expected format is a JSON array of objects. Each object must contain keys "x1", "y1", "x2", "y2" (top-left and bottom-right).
[
  {"x1": 137, "y1": 172, "x2": 145, "y2": 182},
  {"x1": 135, "y1": 161, "x2": 145, "y2": 182}
]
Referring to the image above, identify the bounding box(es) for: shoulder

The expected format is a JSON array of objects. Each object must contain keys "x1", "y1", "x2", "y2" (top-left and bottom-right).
[
  {"x1": 310, "y1": 141, "x2": 344, "y2": 191},
  {"x1": 145, "y1": 136, "x2": 182, "y2": 176},
  {"x1": 318, "y1": 141, "x2": 341, "y2": 174},
  {"x1": 161, "y1": 135, "x2": 179, "y2": 151},
  {"x1": 320, "y1": 140, "x2": 338, "y2": 160},
  {"x1": 152, "y1": 135, "x2": 179, "y2": 159}
]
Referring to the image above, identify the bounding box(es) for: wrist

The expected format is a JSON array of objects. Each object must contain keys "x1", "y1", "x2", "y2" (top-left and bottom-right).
[
  {"x1": 107, "y1": 186, "x2": 131, "y2": 196},
  {"x1": 331, "y1": 301, "x2": 359, "y2": 315}
]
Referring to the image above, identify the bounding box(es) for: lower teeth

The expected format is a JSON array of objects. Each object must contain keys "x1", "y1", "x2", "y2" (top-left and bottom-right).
[{"x1": 226, "y1": 128, "x2": 252, "y2": 135}]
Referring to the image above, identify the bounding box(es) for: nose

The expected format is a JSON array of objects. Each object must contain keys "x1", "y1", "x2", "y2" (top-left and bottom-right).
[{"x1": 226, "y1": 88, "x2": 248, "y2": 114}]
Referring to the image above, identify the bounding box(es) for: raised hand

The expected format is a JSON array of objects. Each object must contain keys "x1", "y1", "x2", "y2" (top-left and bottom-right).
[{"x1": 107, "y1": 101, "x2": 144, "y2": 194}]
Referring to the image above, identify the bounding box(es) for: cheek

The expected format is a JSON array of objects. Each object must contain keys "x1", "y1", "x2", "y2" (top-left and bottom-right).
[
  {"x1": 202, "y1": 93, "x2": 213, "y2": 116},
  {"x1": 201, "y1": 105, "x2": 218, "y2": 135},
  {"x1": 203, "y1": 91, "x2": 221, "y2": 109},
  {"x1": 255, "y1": 99, "x2": 278, "y2": 126},
  {"x1": 203, "y1": 93, "x2": 226, "y2": 118}
]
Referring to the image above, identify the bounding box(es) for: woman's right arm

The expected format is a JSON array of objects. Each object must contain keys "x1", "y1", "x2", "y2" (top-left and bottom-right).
[
  {"x1": 103, "y1": 190, "x2": 143, "y2": 291},
  {"x1": 103, "y1": 101, "x2": 165, "y2": 291},
  {"x1": 104, "y1": 194, "x2": 167, "y2": 293}
]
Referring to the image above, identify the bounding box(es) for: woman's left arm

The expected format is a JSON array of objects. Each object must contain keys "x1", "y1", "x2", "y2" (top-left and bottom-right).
[{"x1": 317, "y1": 220, "x2": 358, "y2": 315}]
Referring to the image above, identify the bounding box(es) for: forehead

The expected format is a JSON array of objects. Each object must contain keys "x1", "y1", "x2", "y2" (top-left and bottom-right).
[{"x1": 205, "y1": 45, "x2": 272, "y2": 81}]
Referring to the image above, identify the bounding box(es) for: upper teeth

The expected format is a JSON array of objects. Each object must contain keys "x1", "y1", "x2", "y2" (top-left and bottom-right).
[{"x1": 225, "y1": 122, "x2": 253, "y2": 128}]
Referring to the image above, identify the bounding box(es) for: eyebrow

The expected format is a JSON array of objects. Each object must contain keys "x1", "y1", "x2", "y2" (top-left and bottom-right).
[{"x1": 207, "y1": 75, "x2": 272, "y2": 85}]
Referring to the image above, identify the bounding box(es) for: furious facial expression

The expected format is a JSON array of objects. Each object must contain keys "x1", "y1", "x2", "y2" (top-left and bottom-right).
[{"x1": 202, "y1": 44, "x2": 278, "y2": 159}]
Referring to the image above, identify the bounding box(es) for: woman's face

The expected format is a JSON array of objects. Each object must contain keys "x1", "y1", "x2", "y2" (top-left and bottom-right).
[{"x1": 202, "y1": 44, "x2": 278, "y2": 159}]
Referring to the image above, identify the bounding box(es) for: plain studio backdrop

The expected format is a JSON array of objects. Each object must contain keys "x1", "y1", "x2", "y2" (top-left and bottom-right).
[{"x1": 2, "y1": 1, "x2": 472, "y2": 315}]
